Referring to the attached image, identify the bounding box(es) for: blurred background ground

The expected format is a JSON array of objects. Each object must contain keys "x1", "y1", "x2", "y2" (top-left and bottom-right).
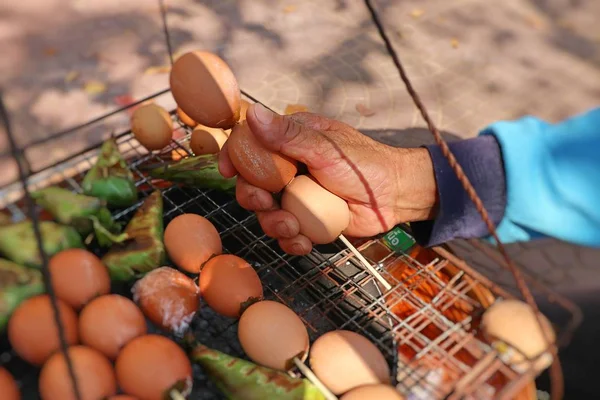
[{"x1": 0, "y1": 0, "x2": 599, "y2": 398}]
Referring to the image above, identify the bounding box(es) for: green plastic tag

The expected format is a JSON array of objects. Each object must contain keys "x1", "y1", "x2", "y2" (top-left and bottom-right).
[{"x1": 381, "y1": 226, "x2": 416, "y2": 254}]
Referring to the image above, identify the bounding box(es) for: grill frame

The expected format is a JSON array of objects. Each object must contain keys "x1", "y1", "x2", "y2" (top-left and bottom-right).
[{"x1": 0, "y1": 106, "x2": 573, "y2": 399}]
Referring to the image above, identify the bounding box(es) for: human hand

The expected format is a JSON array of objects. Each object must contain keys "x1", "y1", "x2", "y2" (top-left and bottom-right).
[{"x1": 218, "y1": 103, "x2": 438, "y2": 255}]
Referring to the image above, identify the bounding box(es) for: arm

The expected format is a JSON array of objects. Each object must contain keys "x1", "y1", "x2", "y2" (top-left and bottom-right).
[{"x1": 411, "y1": 106, "x2": 600, "y2": 248}]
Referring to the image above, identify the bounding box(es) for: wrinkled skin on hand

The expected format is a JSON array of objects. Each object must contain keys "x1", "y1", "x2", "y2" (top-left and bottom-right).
[{"x1": 219, "y1": 104, "x2": 437, "y2": 255}]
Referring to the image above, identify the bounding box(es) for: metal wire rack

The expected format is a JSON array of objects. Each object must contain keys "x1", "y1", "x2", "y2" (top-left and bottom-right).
[
  {"x1": 0, "y1": 104, "x2": 577, "y2": 399},
  {"x1": 0, "y1": 1, "x2": 582, "y2": 399}
]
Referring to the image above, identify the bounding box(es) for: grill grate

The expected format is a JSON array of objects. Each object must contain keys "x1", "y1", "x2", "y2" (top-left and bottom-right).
[{"x1": 0, "y1": 108, "x2": 569, "y2": 399}]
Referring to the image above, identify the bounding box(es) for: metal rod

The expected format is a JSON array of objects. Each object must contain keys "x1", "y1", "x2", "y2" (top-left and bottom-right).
[
  {"x1": 158, "y1": 0, "x2": 175, "y2": 66},
  {"x1": 0, "y1": 91, "x2": 82, "y2": 400},
  {"x1": 0, "y1": 88, "x2": 170, "y2": 159},
  {"x1": 339, "y1": 234, "x2": 391, "y2": 291}
]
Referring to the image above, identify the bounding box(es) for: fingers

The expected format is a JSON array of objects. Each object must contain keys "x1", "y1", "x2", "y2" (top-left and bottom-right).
[
  {"x1": 256, "y1": 210, "x2": 299, "y2": 238},
  {"x1": 218, "y1": 140, "x2": 237, "y2": 178},
  {"x1": 235, "y1": 176, "x2": 274, "y2": 211},
  {"x1": 278, "y1": 235, "x2": 313, "y2": 256},
  {"x1": 288, "y1": 112, "x2": 333, "y2": 132},
  {"x1": 236, "y1": 176, "x2": 311, "y2": 255},
  {"x1": 246, "y1": 103, "x2": 335, "y2": 170},
  {"x1": 237, "y1": 170, "x2": 314, "y2": 255}
]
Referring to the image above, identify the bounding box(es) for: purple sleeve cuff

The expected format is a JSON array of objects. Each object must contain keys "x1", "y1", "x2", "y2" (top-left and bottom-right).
[{"x1": 410, "y1": 136, "x2": 507, "y2": 247}]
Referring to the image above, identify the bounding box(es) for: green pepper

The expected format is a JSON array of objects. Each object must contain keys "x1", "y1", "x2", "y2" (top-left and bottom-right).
[
  {"x1": 142, "y1": 154, "x2": 236, "y2": 193},
  {"x1": 0, "y1": 258, "x2": 45, "y2": 331},
  {"x1": 31, "y1": 186, "x2": 124, "y2": 247},
  {"x1": 186, "y1": 339, "x2": 326, "y2": 400},
  {"x1": 101, "y1": 190, "x2": 165, "y2": 281},
  {"x1": 82, "y1": 137, "x2": 138, "y2": 208},
  {"x1": 0, "y1": 220, "x2": 84, "y2": 268}
]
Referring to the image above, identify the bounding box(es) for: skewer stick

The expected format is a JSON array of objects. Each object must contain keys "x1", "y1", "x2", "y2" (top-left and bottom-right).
[
  {"x1": 339, "y1": 234, "x2": 392, "y2": 291},
  {"x1": 293, "y1": 357, "x2": 338, "y2": 400},
  {"x1": 169, "y1": 390, "x2": 186, "y2": 400}
]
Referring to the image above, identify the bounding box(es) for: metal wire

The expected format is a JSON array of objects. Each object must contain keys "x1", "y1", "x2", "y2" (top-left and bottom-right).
[
  {"x1": 0, "y1": 92, "x2": 82, "y2": 400},
  {"x1": 159, "y1": 0, "x2": 175, "y2": 67},
  {"x1": 0, "y1": 88, "x2": 170, "y2": 160}
]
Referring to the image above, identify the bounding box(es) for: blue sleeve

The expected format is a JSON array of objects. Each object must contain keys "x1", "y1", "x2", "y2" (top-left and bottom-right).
[
  {"x1": 410, "y1": 136, "x2": 507, "y2": 247},
  {"x1": 480, "y1": 106, "x2": 600, "y2": 248}
]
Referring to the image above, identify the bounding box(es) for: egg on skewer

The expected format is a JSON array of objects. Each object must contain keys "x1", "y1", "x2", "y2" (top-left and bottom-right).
[
  {"x1": 78, "y1": 294, "x2": 147, "y2": 360},
  {"x1": 481, "y1": 299, "x2": 556, "y2": 375},
  {"x1": 8, "y1": 295, "x2": 79, "y2": 366},
  {"x1": 39, "y1": 345, "x2": 117, "y2": 400},
  {"x1": 170, "y1": 51, "x2": 241, "y2": 130},
  {"x1": 48, "y1": 248, "x2": 111, "y2": 310},
  {"x1": 164, "y1": 213, "x2": 222, "y2": 274},
  {"x1": 281, "y1": 175, "x2": 350, "y2": 245},
  {"x1": 131, "y1": 103, "x2": 173, "y2": 151},
  {"x1": 132, "y1": 267, "x2": 200, "y2": 336},
  {"x1": 190, "y1": 125, "x2": 229, "y2": 156},
  {"x1": 309, "y1": 330, "x2": 391, "y2": 395},
  {"x1": 115, "y1": 334, "x2": 193, "y2": 400},
  {"x1": 237, "y1": 300, "x2": 309, "y2": 371},
  {"x1": 227, "y1": 120, "x2": 298, "y2": 193},
  {"x1": 199, "y1": 254, "x2": 263, "y2": 318}
]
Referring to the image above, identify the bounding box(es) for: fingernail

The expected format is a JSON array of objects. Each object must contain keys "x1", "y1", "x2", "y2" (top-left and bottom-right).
[
  {"x1": 276, "y1": 221, "x2": 291, "y2": 237},
  {"x1": 253, "y1": 103, "x2": 274, "y2": 125},
  {"x1": 292, "y1": 243, "x2": 305, "y2": 254}
]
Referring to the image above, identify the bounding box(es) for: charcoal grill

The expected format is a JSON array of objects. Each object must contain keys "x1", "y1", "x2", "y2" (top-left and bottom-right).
[{"x1": 0, "y1": 1, "x2": 581, "y2": 399}]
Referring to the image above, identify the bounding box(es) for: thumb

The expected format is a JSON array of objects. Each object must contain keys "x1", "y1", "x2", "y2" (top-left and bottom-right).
[{"x1": 246, "y1": 103, "x2": 333, "y2": 169}]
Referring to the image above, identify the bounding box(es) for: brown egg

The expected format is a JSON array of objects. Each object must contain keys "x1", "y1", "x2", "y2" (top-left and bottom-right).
[
  {"x1": 132, "y1": 267, "x2": 199, "y2": 335},
  {"x1": 341, "y1": 384, "x2": 405, "y2": 400},
  {"x1": 239, "y1": 99, "x2": 251, "y2": 121},
  {"x1": 281, "y1": 175, "x2": 350, "y2": 244},
  {"x1": 8, "y1": 295, "x2": 79, "y2": 366},
  {"x1": 170, "y1": 50, "x2": 241, "y2": 129},
  {"x1": 227, "y1": 121, "x2": 298, "y2": 193},
  {"x1": 238, "y1": 300, "x2": 309, "y2": 370},
  {"x1": 79, "y1": 294, "x2": 147, "y2": 360},
  {"x1": 199, "y1": 254, "x2": 263, "y2": 318},
  {"x1": 310, "y1": 330, "x2": 390, "y2": 395},
  {"x1": 190, "y1": 125, "x2": 228, "y2": 155},
  {"x1": 176, "y1": 107, "x2": 197, "y2": 127},
  {"x1": 115, "y1": 334, "x2": 192, "y2": 400},
  {"x1": 131, "y1": 103, "x2": 173, "y2": 150},
  {"x1": 481, "y1": 299, "x2": 556, "y2": 374},
  {"x1": 164, "y1": 213, "x2": 222, "y2": 273},
  {"x1": 48, "y1": 249, "x2": 111, "y2": 310},
  {"x1": 39, "y1": 345, "x2": 117, "y2": 400},
  {"x1": 0, "y1": 367, "x2": 20, "y2": 400}
]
